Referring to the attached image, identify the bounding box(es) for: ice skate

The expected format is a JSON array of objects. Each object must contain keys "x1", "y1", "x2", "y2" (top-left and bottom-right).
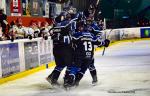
[
  {"x1": 46, "y1": 77, "x2": 60, "y2": 88},
  {"x1": 92, "y1": 76, "x2": 98, "y2": 86},
  {"x1": 63, "y1": 74, "x2": 76, "y2": 90}
]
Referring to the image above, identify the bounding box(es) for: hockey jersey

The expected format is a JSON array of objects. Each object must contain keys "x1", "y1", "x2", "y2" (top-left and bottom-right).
[
  {"x1": 51, "y1": 19, "x2": 76, "y2": 47},
  {"x1": 72, "y1": 31, "x2": 102, "y2": 59}
]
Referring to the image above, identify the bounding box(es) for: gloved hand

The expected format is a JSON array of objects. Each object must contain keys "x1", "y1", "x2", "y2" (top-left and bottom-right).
[
  {"x1": 103, "y1": 39, "x2": 110, "y2": 47},
  {"x1": 28, "y1": 35, "x2": 32, "y2": 40},
  {"x1": 10, "y1": 36, "x2": 14, "y2": 42},
  {"x1": 44, "y1": 36, "x2": 48, "y2": 40}
]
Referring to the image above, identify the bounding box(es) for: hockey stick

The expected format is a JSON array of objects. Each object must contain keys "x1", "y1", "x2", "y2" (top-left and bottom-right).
[
  {"x1": 102, "y1": 28, "x2": 125, "y2": 56},
  {"x1": 120, "y1": 30, "x2": 125, "y2": 40},
  {"x1": 102, "y1": 29, "x2": 113, "y2": 56}
]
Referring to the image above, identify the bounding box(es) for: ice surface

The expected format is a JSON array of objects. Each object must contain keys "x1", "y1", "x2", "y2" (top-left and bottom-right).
[{"x1": 0, "y1": 40, "x2": 150, "y2": 96}]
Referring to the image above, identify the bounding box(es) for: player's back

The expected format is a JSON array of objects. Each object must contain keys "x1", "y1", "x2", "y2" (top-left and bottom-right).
[
  {"x1": 73, "y1": 31, "x2": 95, "y2": 59},
  {"x1": 51, "y1": 20, "x2": 73, "y2": 47}
]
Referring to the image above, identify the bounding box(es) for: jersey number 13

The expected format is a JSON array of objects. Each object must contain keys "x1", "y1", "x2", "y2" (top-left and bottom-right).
[{"x1": 83, "y1": 41, "x2": 92, "y2": 51}]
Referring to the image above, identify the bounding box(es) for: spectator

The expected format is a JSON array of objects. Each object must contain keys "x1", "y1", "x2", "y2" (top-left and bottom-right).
[
  {"x1": 33, "y1": 21, "x2": 40, "y2": 38},
  {"x1": 39, "y1": 21, "x2": 50, "y2": 40},
  {"x1": 0, "y1": 23, "x2": 4, "y2": 41},
  {"x1": 15, "y1": 18, "x2": 26, "y2": 39},
  {"x1": 36, "y1": 21, "x2": 42, "y2": 29},
  {"x1": 9, "y1": 21, "x2": 18, "y2": 41},
  {"x1": 0, "y1": 8, "x2": 8, "y2": 33},
  {"x1": 26, "y1": 21, "x2": 37, "y2": 39}
]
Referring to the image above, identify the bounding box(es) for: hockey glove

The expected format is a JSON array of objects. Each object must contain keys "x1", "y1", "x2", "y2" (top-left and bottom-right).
[
  {"x1": 103, "y1": 39, "x2": 110, "y2": 47},
  {"x1": 10, "y1": 36, "x2": 14, "y2": 42},
  {"x1": 44, "y1": 36, "x2": 48, "y2": 40},
  {"x1": 28, "y1": 35, "x2": 32, "y2": 40}
]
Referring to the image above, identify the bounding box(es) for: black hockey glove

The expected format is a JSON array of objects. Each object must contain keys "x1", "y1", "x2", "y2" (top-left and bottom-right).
[
  {"x1": 28, "y1": 35, "x2": 32, "y2": 40},
  {"x1": 103, "y1": 39, "x2": 110, "y2": 47},
  {"x1": 44, "y1": 36, "x2": 48, "y2": 40},
  {"x1": 10, "y1": 36, "x2": 14, "y2": 42}
]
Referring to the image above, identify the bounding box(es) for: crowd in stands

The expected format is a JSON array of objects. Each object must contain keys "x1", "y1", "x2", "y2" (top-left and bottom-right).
[
  {"x1": 2, "y1": 3, "x2": 150, "y2": 42},
  {"x1": 0, "y1": 17, "x2": 53, "y2": 41},
  {"x1": 0, "y1": 17, "x2": 100, "y2": 42},
  {"x1": 0, "y1": 3, "x2": 106, "y2": 42},
  {"x1": 136, "y1": 19, "x2": 150, "y2": 27},
  {"x1": 0, "y1": 18, "x2": 104, "y2": 42}
]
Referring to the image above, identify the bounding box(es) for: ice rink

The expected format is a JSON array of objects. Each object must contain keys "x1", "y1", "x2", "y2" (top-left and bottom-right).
[{"x1": 0, "y1": 40, "x2": 150, "y2": 96}]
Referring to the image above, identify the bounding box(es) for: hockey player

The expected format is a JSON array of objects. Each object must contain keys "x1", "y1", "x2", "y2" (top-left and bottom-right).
[
  {"x1": 74, "y1": 20, "x2": 109, "y2": 87},
  {"x1": 70, "y1": 16, "x2": 102, "y2": 86},
  {"x1": 84, "y1": 16, "x2": 102, "y2": 85},
  {"x1": 64, "y1": 21, "x2": 110, "y2": 88},
  {"x1": 46, "y1": 12, "x2": 76, "y2": 87}
]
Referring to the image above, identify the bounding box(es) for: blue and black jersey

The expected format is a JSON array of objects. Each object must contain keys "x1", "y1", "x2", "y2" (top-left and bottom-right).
[
  {"x1": 90, "y1": 22, "x2": 101, "y2": 34},
  {"x1": 51, "y1": 19, "x2": 76, "y2": 47},
  {"x1": 86, "y1": 21, "x2": 103, "y2": 40},
  {"x1": 72, "y1": 31, "x2": 102, "y2": 59}
]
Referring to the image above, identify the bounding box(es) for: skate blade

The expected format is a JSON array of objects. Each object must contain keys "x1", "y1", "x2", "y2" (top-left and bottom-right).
[
  {"x1": 64, "y1": 87, "x2": 71, "y2": 91},
  {"x1": 92, "y1": 82, "x2": 98, "y2": 86},
  {"x1": 63, "y1": 85, "x2": 77, "y2": 91},
  {"x1": 46, "y1": 78, "x2": 61, "y2": 88},
  {"x1": 46, "y1": 78, "x2": 51, "y2": 84}
]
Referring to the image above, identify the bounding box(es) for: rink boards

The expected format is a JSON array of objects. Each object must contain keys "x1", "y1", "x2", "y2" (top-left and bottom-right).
[{"x1": 0, "y1": 26, "x2": 150, "y2": 84}]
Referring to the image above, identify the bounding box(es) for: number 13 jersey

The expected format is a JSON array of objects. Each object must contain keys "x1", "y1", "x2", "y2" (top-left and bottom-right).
[{"x1": 72, "y1": 31, "x2": 102, "y2": 59}]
